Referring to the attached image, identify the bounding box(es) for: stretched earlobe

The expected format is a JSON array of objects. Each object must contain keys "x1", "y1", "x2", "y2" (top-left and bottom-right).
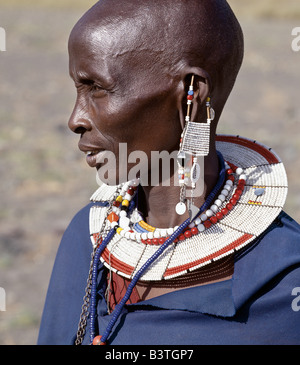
[{"x1": 178, "y1": 68, "x2": 212, "y2": 128}]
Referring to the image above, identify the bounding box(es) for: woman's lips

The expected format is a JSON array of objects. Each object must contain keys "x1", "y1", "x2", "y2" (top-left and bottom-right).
[{"x1": 85, "y1": 150, "x2": 110, "y2": 168}]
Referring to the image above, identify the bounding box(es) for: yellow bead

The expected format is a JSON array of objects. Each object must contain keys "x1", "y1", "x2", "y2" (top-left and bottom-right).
[
  {"x1": 116, "y1": 195, "x2": 123, "y2": 203},
  {"x1": 116, "y1": 227, "x2": 123, "y2": 234},
  {"x1": 139, "y1": 220, "x2": 155, "y2": 232},
  {"x1": 122, "y1": 199, "x2": 129, "y2": 207}
]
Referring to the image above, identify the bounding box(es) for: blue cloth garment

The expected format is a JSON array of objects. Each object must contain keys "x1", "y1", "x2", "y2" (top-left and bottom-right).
[{"x1": 37, "y1": 203, "x2": 300, "y2": 345}]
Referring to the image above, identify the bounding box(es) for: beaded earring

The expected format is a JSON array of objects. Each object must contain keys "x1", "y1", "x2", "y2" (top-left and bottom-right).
[{"x1": 176, "y1": 75, "x2": 215, "y2": 218}]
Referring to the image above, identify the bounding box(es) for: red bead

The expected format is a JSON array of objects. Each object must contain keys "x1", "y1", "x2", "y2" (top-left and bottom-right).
[
  {"x1": 230, "y1": 198, "x2": 237, "y2": 206},
  {"x1": 191, "y1": 227, "x2": 198, "y2": 235},
  {"x1": 236, "y1": 188, "x2": 243, "y2": 196},
  {"x1": 153, "y1": 238, "x2": 158, "y2": 245},
  {"x1": 228, "y1": 175, "x2": 235, "y2": 181},
  {"x1": 184, "y1": 230, "x2": 192, "y2": 238},
  {"x1": 216, "y1": 212, "x2": 223, "y2": 220},
  {"x1": 226, "y1": 203, "x2": 233, "y2": 211},
  {"x1": 226, "y1": 169, "x2": 233, "y2": 175},
  {"x1": 221, "y1": 208, "x2": 228, "y2": 216},
  {"x1": 179, "y1": 234, "x2": 185, "y2": 241},
  {"x1": 127, "y1": 187, "x2": 135, "y2": 195},
  {"x1": 210, "y1": 216, "x2": 218, "y2": 224},
  {"x1": 204, "y1": 220, "x2": 212, "y2": 228},
  {"x1": 92, "y1": 336, "x2": 106, "y2": 345},
  {"x1": 159, "y1": 237, "x2": 165, "y2": 244},
  {"x1": 233, "y1": 193, "x2": 240, "y2": 201},
  {"x1": 187, "y1": 95, "x2": 193, "y2": 100},
  {"x1": 147, "y1": 238, "x2": 152, "y2": 245}
]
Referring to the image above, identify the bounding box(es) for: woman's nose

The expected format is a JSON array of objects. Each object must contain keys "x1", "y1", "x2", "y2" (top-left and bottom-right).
[{"x1": 68, "y1": 98, "x2": 92, "y2": 134}]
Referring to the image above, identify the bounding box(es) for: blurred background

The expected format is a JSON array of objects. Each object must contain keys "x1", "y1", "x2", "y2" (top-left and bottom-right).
[{"x1": 0, "y1": 0, "x2": 299, "y2": 344}]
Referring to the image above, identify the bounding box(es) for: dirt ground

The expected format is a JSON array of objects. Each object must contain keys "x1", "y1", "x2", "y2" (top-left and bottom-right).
[{"x1": 0, "y1": 1, "x2": 299, "y2": 345}]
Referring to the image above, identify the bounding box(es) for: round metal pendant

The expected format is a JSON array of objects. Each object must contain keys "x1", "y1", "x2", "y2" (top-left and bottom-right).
[{"x1": 175, "y1": 202, "x2": 187, "y2": 215}]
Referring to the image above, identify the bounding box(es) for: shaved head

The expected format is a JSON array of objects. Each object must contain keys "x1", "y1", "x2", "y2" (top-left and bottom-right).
[
  {"x1": 69, "y1": 0, "x2": 243, "y2": 124},
  {"x1": 68, "y1": 0, "x2": 244, "y2": 187}
]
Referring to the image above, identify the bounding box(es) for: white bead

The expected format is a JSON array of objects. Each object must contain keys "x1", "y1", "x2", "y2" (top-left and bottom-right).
[
  {"x1": 120, "y1": 229, "x2": 126, "y2": 237},
  {"x1": 130, "y1": 232, "x2": 136, "y2": 240},
  {"x1": 194, "y1": 217, "x2": 201, "y2": 225},
  {"x1": 119, "y1": 210, "x2": 127, "y2": 217},
  {"x1": 224, "y1": 184, "x2": 232, "y2": 191},
  {"x1": 240, "y1": 174, "x2": 247, "y2": 181},
  {"x1": 159, "y1": 229, "x2": 167, "y2": 236},
  {"x1": 131, "y1": 179, "x2": 140, "y2": 187},
  {"x1": 197, "y1": 224, "x2": 205, "y2": 232},
  {"x1": 141, "y1": 232, "x2": 148, "y2": 240},
  {"x1": 221, "y1": 189, "x2": 229, "y2": 197},
  {"x1": 214, "y1": 199, "x2": 222, "y2": 207},
  {"x1": 135, "y1": 233, "x2": 142, "y2": 241},
  {"x1": 167, "y1": 227, "x2": 174, "y2": 235},
  {"x1": 211, "y1": 204, "x2": 218, "y2": 213},
  {"x1": 125, "y1": 231, "x2": 131, "y2": 239},
  {"x1": 148, "y1": 232, "x2": 154, "y2": 239},
  {"x1": 200, "y1": 213, "x2": 207, "y2": 221},
  {"x1": 218, "y1": 194, "x2": 226, "y2": 202},
  {"x1": 236, "y1": 167, "x2": 244, "y2": 175},
  {"x1": 153, "y1": 230, "x2": 161, "y2": 238},
  {"x1": 226, "y1": 179, "x2": 233, "y2": 186},
  {"x1": 111, "y1": 221, "x2": 118, "y2": 228},
  {"x1": 188, "y1": 222, "x2": 195, "y2": 229},
  {"x1": 124, "y1": 193, "x2": 132, "y2": 201},
  {"x1": 206, "y1": 209, "x2": 213, "y2": 217},
  {"x1": 119, "y1": 216, "x2": 130, "y2": 228}
]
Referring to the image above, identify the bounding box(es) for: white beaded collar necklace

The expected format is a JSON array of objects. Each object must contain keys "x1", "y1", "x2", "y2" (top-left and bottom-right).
[{"x1": 89, "y1": 135, "x2": 288, "y2": 282}]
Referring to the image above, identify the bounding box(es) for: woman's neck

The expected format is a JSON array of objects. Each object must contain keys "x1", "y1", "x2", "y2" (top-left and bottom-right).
[{"x1": 138, "y1": 149, "x2": 220, "y2": 228}]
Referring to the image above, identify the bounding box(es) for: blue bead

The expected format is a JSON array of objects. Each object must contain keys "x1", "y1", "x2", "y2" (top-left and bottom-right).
[{"x1": 188, "y1": 90, "x2": 194, "y2": 95}]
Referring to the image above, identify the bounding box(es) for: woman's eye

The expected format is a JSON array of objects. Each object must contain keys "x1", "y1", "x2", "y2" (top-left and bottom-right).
[
  {"x1": 91, "y1": 84, "x2": 102, "y2": 92},
  {"x1": 91, "y1": 84, "x2": 106, "y2": 97}
]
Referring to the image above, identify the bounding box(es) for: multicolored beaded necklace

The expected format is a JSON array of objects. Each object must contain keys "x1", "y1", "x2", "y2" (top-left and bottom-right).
[{"x1": 75, "y1": 151, "x2": 247, "y2": 345}]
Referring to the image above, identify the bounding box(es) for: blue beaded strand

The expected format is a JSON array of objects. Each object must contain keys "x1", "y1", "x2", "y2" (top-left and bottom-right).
[
  {"x1": 89, "y1": 151, "x2": 226, "y2": 344},
  {"x1": 89, "y1": 228, "x2": 116, "y2": 343},
  {"x1": 99, "y1": 218, "x2": 191, "y2": 344}
]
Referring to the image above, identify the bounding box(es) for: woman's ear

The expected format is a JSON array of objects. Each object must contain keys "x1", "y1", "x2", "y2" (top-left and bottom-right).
[{"x1": 177, "y1": 67, "x2": 212, "y2": 129}]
